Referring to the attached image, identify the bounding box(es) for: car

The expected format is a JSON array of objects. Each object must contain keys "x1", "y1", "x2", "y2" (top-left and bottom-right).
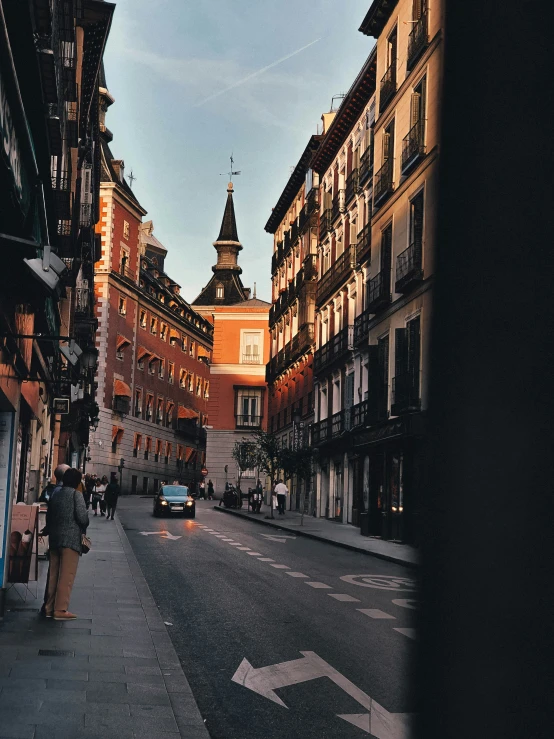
[{"x1": 153, "y1": 485, "x2": 196, "y2": 518}]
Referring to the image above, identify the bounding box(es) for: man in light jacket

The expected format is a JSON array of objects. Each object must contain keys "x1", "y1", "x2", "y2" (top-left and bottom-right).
[{"x1": 274, "y1": 479, "x2": 288, "y2": 515}]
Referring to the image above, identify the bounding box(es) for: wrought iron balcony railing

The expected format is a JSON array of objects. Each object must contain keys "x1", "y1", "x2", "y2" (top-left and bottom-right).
[
  {"x1": 379, "y1": 63, "x2": 397, "y2": 112},
  {"x1": 359, "y1": 147, "x2": 373, "y2": 184},
  {"x1": 307, "y1": 188, "x2": 319, "y2": 214},
  {"x1": 395, "y1": 241, "x2": 423, "y2": 293},
  {"x1": 351, "y1": 400, "x2": 369, "y2": 428},
  {"x1": 345, "y1": 169, "x2": 360, "y2": 203},
  {"x1": 407, "y1": 11, "x2": 429, "y2": 70},
  {"x1": 313, "y1": 325, "x2": 354, "y2": 375},
  {"x1": 319, "y1": 208, "x2": 333, "y2": 241},
  {"x1": 316, "y1": 246, "x2": 355, "y2": 307},
  {"x1": 332, "y1": 191, "x2": 344, "y2": 222},
  {"x1": 312, "y1": 417, "x2": 331, "y2": 446},
  {"x1": 354, "y1": 308, "x2": 371, "y2": 346},
  {"x1": 401, "y1": 120, "x2": 426, "y2": 173},
  {"x1": 367, "y1": 269, "x2": 392, "y2": 313},
  {"x1": 391, "y1": 371, "x2": 421, "y2": 416},
  {"x1": 356, "y1": 224, "x2": 371, "y2": 266},
  {"x1": 367, "y1": 383, "x2": 389, "y2": 425},
  {"x1": 236, "y1": 415, "x2": 263, "y2": 429},
  {"x1": 373, "y1": 159, "x2": 394, "y2": 207},
  {"x1": 291, "y1": 218, "x2": 299, "y2": 244}
]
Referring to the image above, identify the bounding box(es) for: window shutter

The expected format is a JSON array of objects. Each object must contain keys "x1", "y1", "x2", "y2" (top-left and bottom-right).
[
  {"x1": 350, "y1": 222, "x2": 358, "y2": 246},
  {"x1": 382, "y1": 131, "x2": 391, "y2": 162},
  {"x1": 395, "y1": 328, "x2": 408, "y2": 378},
  {"x1": 367, "y1": 345, "x2": 380, "y2": 419},
  {"x1": 407, "y1": 316, "x2": 421, "y2": 390},
  {"x1": 344, "y1": 374, "x2": 355, "y2": 409},
  {"x1": 410, "y1": 92, "x2": 421, "y2": 127},
  {"x1": 411, "y1": 192, "x2": 424, "y2": 251},
  {"x1": 381, "y1": 226, "x2": 392, "y2": 271},
  {"x1": 412, "y1": 0, "x2": 424, "y2": 20}
]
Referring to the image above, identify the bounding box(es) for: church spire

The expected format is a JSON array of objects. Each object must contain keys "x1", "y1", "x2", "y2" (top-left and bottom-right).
[{"x1": 215, "y1": 182, "x2": 241, "y2": 245}]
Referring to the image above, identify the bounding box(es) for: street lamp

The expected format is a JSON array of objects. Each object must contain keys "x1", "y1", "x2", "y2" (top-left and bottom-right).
[
  {"x1": 81, "y1": 346, "x2": 99, "y2": 372},
  {"x1": 118, "y1": 457, "x2": 125, "y2": 493}
]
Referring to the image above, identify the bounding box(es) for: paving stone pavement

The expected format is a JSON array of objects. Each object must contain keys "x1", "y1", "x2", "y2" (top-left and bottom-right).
[{"x1": 0, "y1": 511, "x2": 210, "y2": 739}]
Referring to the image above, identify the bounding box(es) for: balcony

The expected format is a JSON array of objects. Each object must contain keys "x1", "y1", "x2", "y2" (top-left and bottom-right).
[
  {"x1": 51, "y1": 171, "x2": 71, "y2": 219},
  {"x1": 351, "y1": 400, "x2": 369, "y2": 428},
  {"x1": 242, "y1": 353, "x2": 262, "y2": 365},
  {"x1": 407, "y1": 11, "x2": 429, "y2": 70},
  {"x1": 395, "y1": 241, "x2": 423, "y2": 293},
  {"x1": 304, "y1": 253, "x2": 318, "y2": 281},
  {"x1": 236, "y1": 415, "x2": 262, "y2": 429},
  {"x1": 113, "y1": 396, "x2": 130, "y2": 415},
  {"x1": 283, "y1": 229, "x2": 292, "y2": 256},
  {"x1": 345, "y1": 169, "x2": 360, "y2": 203},
  {"x1": 401, "y1": 120, "x2": 426, "y2": 173},
  {"x1": 312, "y1": 417, "x2": 331, "y2": 446},
  {"x1": 367, "y1": 384, "x2": 389, "y2": 425},
  {"x1": 354, "y1": 308, "x2": 371, "y2": 346},
  {"x1": 379, "y1": 63, "x2": 396, "y2": 112},
  {"x1": 271, "y1": 240, "x2": 284, "y2": 275},
  {"x1": 367, "y1": 270, "x2": 391, "y2": 313},
  {"x1": 307, "y1": 188, "x2": 319, "y2": 214},
  {"x1": 319, "y1": 209, "x2": 333, "y2": 241},
  {"x1": 291, "y1": 322, "x2": 315, "y2": 360},
  {"x1": 373, "y1": 159, "x2": 394, "y2": 207},
  {"x1": 356, "y1": 224, "x2": 371, "y2": 266},
  {"x1": 331, "y1": 191, "x2": 344, "y2": 222},
  {"x1": 291, "y1": 218, "x2": 299, "y2": 244},
  {"x1": 74, "y1": 286, "x2": 90, "y2": 315},
  {"x1": 313, "y1": 325, "x2": 354, "y2": 376},
  {"x1": 359, "y1": 148, "x2": 373, "y2": 185},
  {"x1": 316, "y1": 245, "x2": 355, "y2": 307},
  {"x1": 391, "y1": 372, "x2": 421, "y2": 416}
]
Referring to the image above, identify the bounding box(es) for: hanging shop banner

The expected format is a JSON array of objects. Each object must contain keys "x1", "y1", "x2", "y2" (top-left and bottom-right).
[
  {"x1": 0, "y1": 412, "x2": 16, "y2": 589},
  {"x1": 8, "y1": 504, "x2": 38, "y2": 584}
]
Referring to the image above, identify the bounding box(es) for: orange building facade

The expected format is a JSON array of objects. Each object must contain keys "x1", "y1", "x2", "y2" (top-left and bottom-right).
[{"x1": 193, "y1": 184, "x2": 270, "y2": 494}]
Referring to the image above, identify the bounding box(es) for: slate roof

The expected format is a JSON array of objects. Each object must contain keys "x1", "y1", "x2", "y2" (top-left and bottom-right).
[
  {"x1": 217, "y1": 187, "x2": 240, "y2": 243},
  {"x1": 100, "y1": 138, "x2": 143, "y2": 210}
]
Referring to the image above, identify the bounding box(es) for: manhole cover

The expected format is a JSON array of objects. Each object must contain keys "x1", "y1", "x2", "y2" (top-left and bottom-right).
[{"x1": 39, "y1": 649, "x2": 75, "y2": 657}]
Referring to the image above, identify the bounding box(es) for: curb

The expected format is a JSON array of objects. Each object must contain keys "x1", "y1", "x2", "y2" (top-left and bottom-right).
[
  {"x1": 114, "y1": 515, "x2": 211, "y2": 737},
  {"x1": 213, "y1": 507, "x2": 419, "y2": 569}
]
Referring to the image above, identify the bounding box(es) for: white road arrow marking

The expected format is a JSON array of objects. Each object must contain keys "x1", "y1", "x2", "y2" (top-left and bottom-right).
[
  {"x1": 138, "y1": 531, "x2": 182, "y2": 541},
  {"x1": 260, "y1": 533, "x2": 296, "y2": 543},
  {"x1": 231, "y1": 651, "x2": 411, "y2": 739}
]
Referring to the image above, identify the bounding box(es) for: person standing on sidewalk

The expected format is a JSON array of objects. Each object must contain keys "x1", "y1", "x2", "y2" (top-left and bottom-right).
[
  {"x1": 274, "y1": 479, "x2": 288, "y2": 515},
  {"x1": 207, "y1": 480, "x2": 214, "y2": 500},
  {"x1": 43, "y1": 468, "x2": 89, "y2": 620},
  {"x1": 93, "y1": 476, "x2": 108, "y2": 516},
  {"x1": 105, "y1": 472, "x2": 120, "y2": 520}
]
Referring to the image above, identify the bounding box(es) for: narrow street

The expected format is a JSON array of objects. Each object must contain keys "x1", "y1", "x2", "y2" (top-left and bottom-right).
[{"x1": 118, "y1": 498, "x2": 417, "y2": 739}]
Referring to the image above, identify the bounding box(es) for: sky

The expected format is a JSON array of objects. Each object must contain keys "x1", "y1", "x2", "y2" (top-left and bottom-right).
[{"x1": 103, "y1": 0, "x2": 375, "y2": 304}]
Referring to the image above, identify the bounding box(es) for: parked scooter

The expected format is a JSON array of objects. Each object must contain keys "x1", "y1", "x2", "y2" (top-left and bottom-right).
[{"x1": 222, "y1": 484, "x2": 240, "y2": 509}]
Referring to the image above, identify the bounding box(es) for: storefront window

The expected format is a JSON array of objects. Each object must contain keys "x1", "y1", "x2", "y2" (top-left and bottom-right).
[
  {"x1": 363, "y1": 456, "x2": 370, "y2": 513},
  {"x1": 390, "y1": 452, "x2": 404, "y2": 513}
]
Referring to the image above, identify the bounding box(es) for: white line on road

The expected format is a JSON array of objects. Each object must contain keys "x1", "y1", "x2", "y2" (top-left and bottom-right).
[
  {"x1": 285, "y1": 572, "x2": 308, "y2": 578},
  {"x1": 229, "y1": 543, "x2": 242, "y2": 546},
  {"x1": 269, "y1": 564, "x2": 290, "y2": 569},
  {"x1": 391, "y1": 599, "x2": 418, "y2": 610},
  {"x1": 246, "y1": 551, "x2": 262, "y2": 556},
  {"x1": 222, "y1": 539, "x2": 235, "y2": 542},
  {"x1": 328, "y1": 594, "x2": 361, "y2": 602},
  {"x1": 237, "y1": 547, "x2": 251, "y2": 551},
  {"x1": 258, "y1": 558, "x2": 274, "y2": 562},
  {"x1": 305, "y1": 582, "x2": 332, "y2": 589},
  {"x1": 358, "y1": 609, "x2": 396, "y2": 620},
  {"x1": 394, "y1": 628, "x2": 417, "y2": 640}
]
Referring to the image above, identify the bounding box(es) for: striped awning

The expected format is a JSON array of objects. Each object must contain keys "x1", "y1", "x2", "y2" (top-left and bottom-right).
[{"x1": 114, "y1": 379, "x2": 131, "y2": 397}]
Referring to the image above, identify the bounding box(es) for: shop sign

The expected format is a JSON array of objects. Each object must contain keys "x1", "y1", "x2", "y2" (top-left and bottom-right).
[
  {"x1": 0, "y1": 64, "x2": 30, "y2": 215},
  {"x1": 0, "y1": 412, "x2": 16, "y2": 589},
  {"x1": 53, "y1": 398, "x2": 69, "y2": 414}
]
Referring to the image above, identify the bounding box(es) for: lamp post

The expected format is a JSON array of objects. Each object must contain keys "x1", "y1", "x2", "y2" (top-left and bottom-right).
[
  {"x1": 292, "y1": 409, "x2": 302, "y2": 514},
  {"x1": 118, "y1": 457, "x2": 125, "y2": 494}
]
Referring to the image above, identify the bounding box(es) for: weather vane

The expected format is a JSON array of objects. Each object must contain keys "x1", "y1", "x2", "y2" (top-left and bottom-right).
[
  {"x1": 220, "y1": 154, "x2": 241, "y2": 182},
  {"x1": 128, "y1": 169, "x2": 137, "y2": 188}
]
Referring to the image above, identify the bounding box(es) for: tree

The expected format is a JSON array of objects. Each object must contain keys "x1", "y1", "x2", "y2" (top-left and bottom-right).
[
  {"x1": 280, "y1": 446, "x2": 314, "y2": 525},
  {"x1": 248, "y1": 429, "x2": 285, "y2": 520},
  {"x1": 231, "y1": 441, "x2": 256, "y2": 499}
]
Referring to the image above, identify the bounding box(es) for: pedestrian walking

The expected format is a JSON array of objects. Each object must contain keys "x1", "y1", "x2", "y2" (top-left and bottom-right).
[
  {"x1": 207, "y1": 479, "x2": 214, "y2": 500},
  {"x1": 92, "y1": 475, "x2": 107, "y2": 516},
  {"x1": 274, "y1": 479, "x2": 288, "y2": 515},
  {"x1": 84, "y1": 473, "x2": 94, "y2": 509},
  {"x1": 105, "y1": 472, "x2": 120, "y2": 520},
  {"x1": 39, "y1": 463, "x2": 69, "y2": 504},
  {"x1": 42, "y1": 467, "x2": 89, "y2": 620},
  {"x1": 198, "y1": 481, "x2": 206, "y2": 499}
]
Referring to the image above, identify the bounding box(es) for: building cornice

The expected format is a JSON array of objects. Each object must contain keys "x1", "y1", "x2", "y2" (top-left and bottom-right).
[{"x1": 358, "y1": 0, "x2": 400, "y2": 38}]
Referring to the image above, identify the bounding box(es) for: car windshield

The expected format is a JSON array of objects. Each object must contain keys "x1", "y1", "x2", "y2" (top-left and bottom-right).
[{"x1": 161, "y1": 486, "x2": 189, "y2": 497}]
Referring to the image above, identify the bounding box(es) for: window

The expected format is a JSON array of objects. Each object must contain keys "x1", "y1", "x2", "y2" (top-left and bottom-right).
[
  {"x1": 179, "y1": 368, "x2": 187, "y2": 389},
  {"x1": 156, "y1": 398, "x2": 164, "y2": 423},
  {"x1": 235, "y1": 388, "x2": 263, "y2": 428},
  {"x1": 150, "y1": 317, "x2": 157, "y2": 335},
  {"x1": 168, "y1": 362, "x2": 174, "y2": 384},
  {"x1": 120, "y1": 249, "x2": 129, "y2": 276},
  {"x1": 133, "y1": 433, "x2": 142, "y2": 458},
  {"x1": 409, "y1": 191, "x2": 424, "y2": 251},
  {"x1": 134, "y1": 389, "x2": 142, "y2": 417},
  {"x1": 204, "y1": 380, "x2": 209, "y2": 400},
  {"x1": 144, "y1": 437, "x2": 152, "y2": 460},
  {"x1": 392, "y1": 316, "x2": 421, "y2": 415},
  {"x1": 216, "y1": 283, "x2": 224, "y2": 299},
  {"x1": 158, "y1": 359, "x2": 164, "y2": 379},
  {"x1": 165, "y1": 442, "x2": 172, "y2": 464},
  {"x1": 241, "y1": 331, "x2": 262, "y2": 364},
  {"x1": 181, "y1": 335, "x2": 187, "y2": 352},
  {"x1": 187, "y1": 373, "x2": 194, "y2": 392},
  {"x1": 145, "y1": 394, "x2": 153, "y2": 422},
  {"x1": 160, "y1": 323, "x2": 168, "y2": 341},
  {"x1": 123, "y1": 220, "x2": 130, "y2": 239},
  {"x1": 167, "y1": 401, "x2": 174, "y2": 426},
  {"x1": 196, "y1": 377, "x2": 202, "y2": 396},
  {"x1": 118, "y1": 296, "x2": 126, "y2": 315},
  {"x1": 139, "y1": 309, "x2": 147, "y2": 329},
  {"x1": 189, "y1": 341, "x2": 195, "y2": 358},
  {"x1": 155, "y1": 439, "x2": 162, "y2": 462}
]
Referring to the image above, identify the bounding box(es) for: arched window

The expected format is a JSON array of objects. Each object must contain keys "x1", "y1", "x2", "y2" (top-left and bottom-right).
[{"x1": 216, "y1": 283, "x2": 224, "y2": 299}]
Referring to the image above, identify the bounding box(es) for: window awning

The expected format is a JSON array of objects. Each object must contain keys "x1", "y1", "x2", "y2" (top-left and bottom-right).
[
  {"x1": 137, "y1": 346, "x2": 152, "y2": 362},
  {"x1": 117, "y1": 334, "x2": 131, "y2": 350},
  {"x1": 169, "y1": 329, "x2": 180, "y2": 343},
  {"x1": 184, "y1": 447, "x2": 196, "y2": 463},
  {"x1": 178, "y1": 406, "x2": 199, "y2": 420},
  {"x1": 112, "y1": 425, "x2": 124, "y2": 442},
  {"x1": 114, "y1": 379, "x2": 131, "y2": 397},
  {"x1": 197, "y1": 345, "x2": 210, "y2": 359},
  {"x1": 148, "y1": 353, "x2": 161, "y2": 364}
]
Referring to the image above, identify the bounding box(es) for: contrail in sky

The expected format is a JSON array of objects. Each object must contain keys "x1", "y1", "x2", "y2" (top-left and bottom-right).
[{"x1": 194, "y1": 38, "x2": 321, "y2": 108}]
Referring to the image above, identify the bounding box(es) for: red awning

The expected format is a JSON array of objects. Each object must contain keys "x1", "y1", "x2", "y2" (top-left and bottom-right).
[
  {"x1": 116, "y1": 334, "x2": 131, "y2": 350},
  {"x1": 137, "y1": 346, "x2": 151, "y2": 362},
  {"x1": 112, "y1": 425, "x2": 124, "y2": 442},
  {"x1": 178, "y1": 406, "x2": 199, "y2": 420},
  {"x1": 114, "y1": 379, "x2": 131, "y2": 397},
  {"x1": 148, "y1": 353, "x2": 161, "y2": 364},
  {"x1": 184, "y1": 447, "x2": 196, "y2": 463},
  {"x1": 197, "y1": 345, "x2": 210, "y2": 359}
]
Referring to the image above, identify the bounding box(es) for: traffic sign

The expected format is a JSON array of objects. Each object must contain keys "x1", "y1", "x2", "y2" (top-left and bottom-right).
[{"x1": 201, "y1": 467, "x2": 208, "y2": 476}]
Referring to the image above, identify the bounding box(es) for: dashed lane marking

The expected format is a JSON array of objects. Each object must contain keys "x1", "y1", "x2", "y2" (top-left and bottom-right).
[
  {"x1": 246, "y1": 551, "x2": 262, "y2": 556},
  {"x1": 222, "y1": 538, "x2": 235, "y2": 542},
  {"x1": 392, "y1": 599, "x2": 418, "y2": 610},
  {"x1": 285, "y1": 572, "x2": 308, "y2": 578},
  {"x1": 269, "y1": 564, "x2": 290, "y2": 569},
  {"x1": 394, "y1": 628, "x2": 417, "y2": 640},
  {"x1": 305, "y1": 582, "x2": 332, "y2": 589},
  {"x1": 229, "y1": 543, "x2": 242, "y2": 546},
  {"x1": 358, "y1": 609, "x2": 396, "y2": 620},
  {"x1": 237, "y1": 547, "x2": 251, "y2": 551},
  {"x1": 328, "y1": 594, "x2": 361, "y2": 602},
  {"x1": 259, "y1": 558, "x2": 275, "y2": 562}
]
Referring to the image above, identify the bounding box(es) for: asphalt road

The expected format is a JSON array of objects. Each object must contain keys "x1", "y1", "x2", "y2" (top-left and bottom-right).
[{"x1": 117, "y1": 497, "x2": 418, "y2": 739}]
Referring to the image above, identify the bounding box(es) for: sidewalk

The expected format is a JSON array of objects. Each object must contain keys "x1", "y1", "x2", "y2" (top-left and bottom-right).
[
  {"x1": 214, "y1": 505, "x2": 419, "y2": 568},
  {"x1": 0, "y1": 513, "x2": 210, "y2": 739}
]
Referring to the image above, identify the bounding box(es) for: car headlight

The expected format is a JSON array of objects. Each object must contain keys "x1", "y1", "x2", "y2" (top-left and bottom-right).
[
  {"x1": 160, "y1": 498, "x2": 168, "y2": 506},
  {"x1": 186, "y1": 501, "x2": 193, "y2": 507}
]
